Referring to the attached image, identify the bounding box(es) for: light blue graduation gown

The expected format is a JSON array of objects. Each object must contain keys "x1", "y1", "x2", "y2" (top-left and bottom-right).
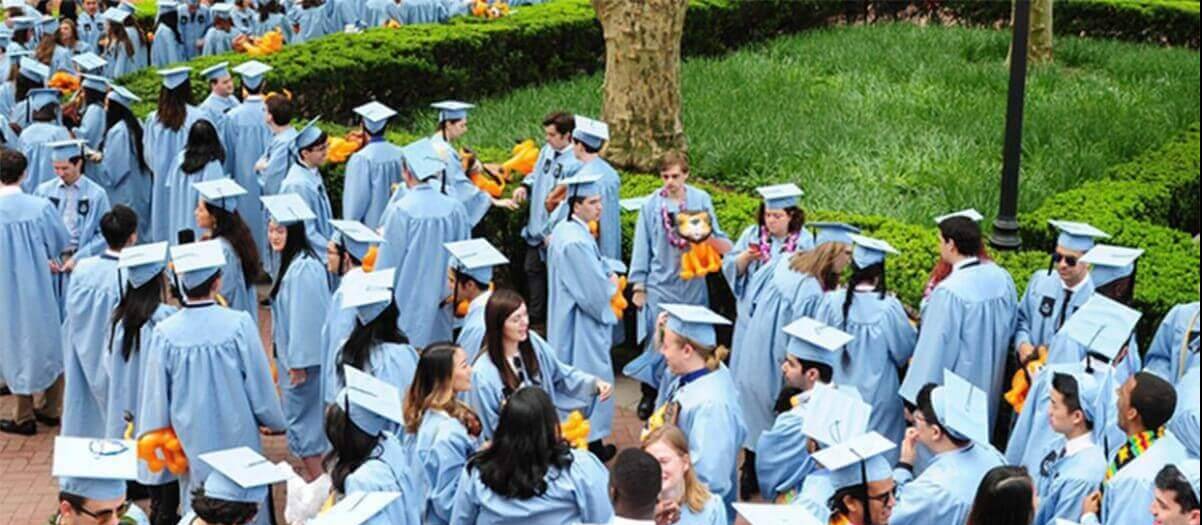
[
  {"x1": 165, "y1": 156, "x2": 225, "y2": 243},
  {"x1": 0, "y1": 85, "x2": 14, "y2": 128},
  {"x1": 0, "y1": 111, "x2": 17, "y2": 147},
  {"x1": 0, "y1": 192, "x2": 69, "y2": 395},
  {"x1": 145, "y1": 106, "x2": 203, "y2": 242},
  {"x1": 74, "y1": 103, "x2": 106, "y2": 151},
  {"x1": 519, "y1": 143, "x2": 579, "y2": 255},
  {"x1": 396, "y1": 0, "x2": 450, "y2": 24},
  {"x1": 678, "y1": 494, "x2": 727, "y2": 525},
  {"x1": 105, "y1": 304, "x2": 178, "y2": 486},
  {"x1": 1032, "y1": 437, "x2": 1107, "y2": 525},
  {"x1": 223, "y1": 96, "x2": 271, "y2": 267},
  {"x1": 547, "y1": 217, "x2": 618, "y2": 440},
  {"x1": 216, "y1": 237, "x2": 258, "y2": 324},
  {"x1": 36, "y1": 176, "x2": 112, "y2": 314},
  {"x1": 319, "y1": 267, "x2": 363, "y2": 404},
  {"x1": 60, "y1": 253, "x2": 121, "y2": 438},
  {"x1": 1016, "y1": 270, "x2": 1095, "y2": 352},
  {"x1": 18, "y1": 122, "x2": 72, "y2": 193},
  {"x1": 898, "y1": 259, "x2": 1017, "y2": 432},
  {"x1": 430, "y1": 134, "x2": 490, "y2": 227},
  {"x1": 102, "y1": 121, "x2": 153, "y2": 239},
  {"x1": 411, "y1": 409, "x2": 480, "y2": 525},
  {"x1": 49, "y1": 45, "x2": 74, "y2": 74},
  {"x1": 815, "y1": 289, "x2": 916, "y2": 462},
  {"x1": 344, "y1": 432, "x2": 423, "y2": 525},
  {"x1": 201, "y1": 26, "x2": 236, "y2": 55},
  {"x1": 291, "y1": 4, "x2": 330, "y2": 44},
  {"x1": 375, "y1": 183, "x2": 470, "y2": 348},
  {"x1": 466, "y1": 333, "x2": 598, "y2": 441},
  {"x1": 102, "y1": 39, "x2": 139, "y2": 79},
  {"x1": 364, "y1": 0, "x2": 401, "y2": 26},
  {"x1": 1081, "y1": 434, "x2": 1189, "y2": 525},
  {"x1": 720, "y1": 224, "x2": 813, "y2": 304},
  {"x1": 343, "y1": 137, "x2": 404, "y2": 229},
  {"x1": 728, "y1": 258, "x2": 826, "y2": 450},
  {"x1": 559, "y1": 156, "x2": 622, "y2": 261},
  {"x1": 754, "y1": 397, "x2": 814, "y2": 502},
  {"x1": 199, "y1": 93, "x2": 238, "y2": 130},
  {"x1": 890, "y1": 443, "x2": 1005, "y2": 525},
  {"x1": 1144, "y1": 302, "x2": 1200, "y2": 385},
  {"x1": 271, "y1": 254, "x2": 331, "y2": 458},
  {"x1": 77, "y1": 11, "x2": 104, "y2": 50},
  {"x1": 323, "y1": 341, "x2": 419, "y2": 407},
  {"x1": 280, "y1": 161, "x2": 334, "y2": 257},
  {"x1": 178, "y1": 6, "x2": 211, "y2": 59},
  {"x1": 255, "y1": 12, "x2": 293, "y2": 40},
  {"x1": 661, "y1": 366, "x2": 747, "y2": 515},
  {"x1": 450, "y1": 448, "x2": 613, "y2": 525},
  {"x1": 258, "y1": 126, "x2": 297, "y2": 197},
  {"x1": 233, "y1": 7, "x2": 257, "y2": 34},
  {"x1": 1169, "y1": 364, "x2": 1199, "y2": 459},
  {"x1": 150, "y1": 25, "x2": 186, "y2": 67},
  {"x1": 455, "y1": 291, "x2": 489, "y2": 360},
  {"x1": 138, "y1": 303, "x2": 286, "y2": 525}
]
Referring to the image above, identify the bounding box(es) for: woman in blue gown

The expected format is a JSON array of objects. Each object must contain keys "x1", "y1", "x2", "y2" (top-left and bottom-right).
[
  {"x1": 343, "y1": 101, "x2": 404, "y2": 229},
  {"x1": 101, "y1": 85, "x2": 153, "y2": 238},
  {"x1": 194, "y1": 179, "x2": 261, "y2": 324},
  {"x1": 720, "y1": 184, "x2": 813, "y2": 306},
  {"x1": 451, "y1": 387, "x2": 613, "y2": 525},
  {"x1": 150, "y1": 5, "x2": 187, "y2": 68},
  {"x1": 145, "y1": 67, "x2": 203, "y2": 243},
  {"x1": 165, "y1": 119, "x2": 225, "y2": 243},
  {"x1": 73, "y1": 76, "x2": 108, "y2": 186},
  {"x1": 324, "y1": 269, "x2": 420, "y2": 405},
  {"x1": 642, "y1": 425, "x2": 728, "y2": 525},
  {"x1": 100, "y1": 10, "x2": 139, "y2": 78},
  {"x1": 467, "y1": 289, "x2": 611, "y2": 441},
  {"x1": 404, "y1": 343, "x2": 483, "y2": 525},
  {"x1": 264, "y1": 193, "x2": 332, "y2": 480},
  {"x1": 291, "y1": 0, "x2": 332, "y2": 43}
]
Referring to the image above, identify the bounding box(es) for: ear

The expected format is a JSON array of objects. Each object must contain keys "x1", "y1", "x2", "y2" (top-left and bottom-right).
[{"x1": 58, "y1": 500, "x2": 74, "y2": 518}]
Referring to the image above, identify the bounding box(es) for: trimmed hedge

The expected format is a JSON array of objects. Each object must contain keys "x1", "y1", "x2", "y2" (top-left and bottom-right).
[
  {"x1": 120, "y1": 0, "x2": 844, "y2": 119},
  {"x1": 940, "y1": 0, "x2": 1200, "y2": 48}
]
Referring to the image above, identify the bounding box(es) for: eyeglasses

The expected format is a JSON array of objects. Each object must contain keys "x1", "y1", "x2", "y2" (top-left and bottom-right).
[
  {"x1": 866, "y1": 486, "x2": 898, "y2": 504},
  {"x1": 1051, "y1": 253, "x2": 1079, "y2": 267},
  {"x1": 76, "y1": 500, "x2": 130, "y2": 523}
]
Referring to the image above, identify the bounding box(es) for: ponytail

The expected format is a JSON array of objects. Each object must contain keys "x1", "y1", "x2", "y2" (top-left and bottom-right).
[{"x1": 841, "y1": 262, "x2": 886, "y2": 329}]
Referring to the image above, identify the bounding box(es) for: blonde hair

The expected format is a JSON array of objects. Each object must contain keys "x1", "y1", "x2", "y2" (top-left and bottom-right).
[
  {"x1": 657, "y1": 324, "x2": 729, "y2": 372},
  {"x1": 403, "y1": 344, "x2": 480, "y2": 436},
  {"x1": 642, "y1": 425, "x2": 712, "y2": 513},
  {"x1": 789, "y1": 241, "x2": 847, "y2": 291}
]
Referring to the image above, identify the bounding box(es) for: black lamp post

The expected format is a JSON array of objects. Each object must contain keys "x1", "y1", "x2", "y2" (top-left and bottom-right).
[{"x1": 991, "y1": 0, "x2": 1031, "y2": 250}]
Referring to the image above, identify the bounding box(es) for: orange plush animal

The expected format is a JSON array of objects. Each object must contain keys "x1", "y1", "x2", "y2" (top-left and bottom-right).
[
  {"x1": 560, "y1": 411, "x2": 590, "y2": 450},
  {"x1": 461, "y1": 147, "x2": 507, "y2": 198},
  {"x1": 675, "y1": 211, "x2": 721, "y2": 280},
  {"x1": 1004, "y1": 346, "x2": 1048, "y2": 413},
  {"x1": 138, "y1": 428, "x2": 189, "y2": 475},
  {"x1": 610, "y1": 276, "x2": 628, "y2": 319},
  {"x1": 327, "y1": 130, "x2": 367, "y2": 164},
  {"x1": 49, "y1": 72, "x2": 80, "y2": 95},
  {"x1": 502, "y1": 139, "x2": 539, "y2": 179}
]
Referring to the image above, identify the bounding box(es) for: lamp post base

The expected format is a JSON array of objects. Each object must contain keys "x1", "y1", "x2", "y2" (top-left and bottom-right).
[{"x1": 990, "y1": 217, "x2": 1023, "y2": 250}]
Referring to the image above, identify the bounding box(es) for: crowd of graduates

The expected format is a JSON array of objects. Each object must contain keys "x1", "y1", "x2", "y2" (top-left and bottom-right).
[{"x1": 0, "y1": 32, "x2": 1199, "y2": 525}]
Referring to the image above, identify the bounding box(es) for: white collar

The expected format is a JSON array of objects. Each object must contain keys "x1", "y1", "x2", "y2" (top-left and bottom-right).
[
  {"x1": 555, "y1": 143, "x2": 573, "y2": 155},
  {"x1": 1064, "y1": 433, "x2": 1095, "y2": 457},
  {"x1": 245, "y1": 95, "x2": 263, "y2": 102},
  {"x1": 104, "y1": 249, "x2": 121, "y2": 258},
  {"x1": 1064, "y1": 274, "x2": 1091, "y2": 293},
  {"x1": 57, "y1": 177, "x2": 81, "y2": 189},
  {"x1": 854, "y1": 283, "x2": 878, "y2": 292},
  {"x1": 953, "y1": 257, "x2": 980, "y2": 271},
  {"x1": 0, "y1": 185, "x2": 21, "y2": 197},
  {"x1": 571, "y1": 216, "x2": 591, "y2": 228}
]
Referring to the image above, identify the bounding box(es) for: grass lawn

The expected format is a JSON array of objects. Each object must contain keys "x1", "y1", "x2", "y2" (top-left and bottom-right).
[{"x1": 394, "y1": 23, "x2": 1199, "y2": 224}]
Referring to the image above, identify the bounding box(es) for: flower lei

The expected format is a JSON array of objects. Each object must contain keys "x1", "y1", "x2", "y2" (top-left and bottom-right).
[
  {"x1": 756, "y1": 225, "x2": 799, "y2": 263},
  {"x1": 660, "y1": 188, "x2": 690, "y2": 250}
]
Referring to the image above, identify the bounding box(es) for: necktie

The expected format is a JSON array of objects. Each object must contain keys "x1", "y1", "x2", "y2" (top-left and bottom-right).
[{"x1": 1058, "y1": 289, "x2": 1074, "y2": 329}]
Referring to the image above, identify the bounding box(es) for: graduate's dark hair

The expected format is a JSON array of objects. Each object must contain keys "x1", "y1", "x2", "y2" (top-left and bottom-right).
[
  {"x1": 83, "y1": 85, "x2": 107, "y2": 109},
  {"x1": 1095, "y1": 267, "x2": 1137, "y2": 307},
  {"x1": 110, "y1": 271, "x2": 165, "y2": 361},
  {"x1": 1051, "y1": 373, "x2": 1094, "y2": 431},
  {"x1": 58, "y1": 1, "x2": 78, "y2": 22},
  {"x1": 156, "y1": 82, "x2": 194, "y2": 132},
  {"x1": 100, "y1": 205, "x2": 138, "y2": 250},
  {"x1": 1130, "y1": 371, "x2": 1177, "y2": 430},
  {"x1": 610, "y1": 448, "x2": 662, "y2": 518},
  {"x1": 268, "y1": 222, "x2": 314, "y2": 300},
  {"x1": 14, "y1": 72, "x2": 39, "y2": 102},
  {"x1": 181, "y1": 119, "x2": 226, "y2": 174},
  {"x1": 0, "y1": 148, "x2": 28, "y2": 184},
  {"x1": 104, "y1": 99, "x2": 151, "y2": 173},
  {"x1": 105, "y1": 19, "x2": 135, "y2": 57},
  {"x1": 183, "y1": 270, "x2": 221, "y2": 299},
  {"x1": 840, "y1": 262, "x2": 886, "y2": 329},
  {"x1": 338, "y1": 301, "x2": 407, "y2": 383},
  {"x1": 403, "y1": 342, "x2": 481, "y2": 437},
  {"x1": 323, "y1": 402, "x2": 381, "y2": 494},
  {"x1": 189, "y1": 486, "x2": 259, "y2": 525},
  {"x1": 916, "y1": 383, "x2": 970, "y2": 447},
  {"x1": 756, "y1": 204, "x2": 805, "y2": 236},
  {"x1": 157, "y1": 9, "x2": 183, "y2": 44},
  {"x1": 1155, "y1": 464, "x2": 1201, "y2": 512},
  {"x1": 203, "y1": 203, "x2": 261, "y2": 289},
  {"x1": 572, "y1": 137, "x2": 602, "y2": 155},
  {"x1": 796, "y1": 357, "x2": 834, "y2": 384},
  {"x1": 467, "y1": 387, "x2": 574, "y2": 499},
  {"x1": 479, "y1": 289, "x2": 541, "y2": 395},
  {"x1": 966, "y1": 466, "x2": 1034, "y2": 525},
  {"x1": 264, "y1": 93, "x2": 292, "y2": 126},
  {"x1": 542, "y1": 111, "x2": 574, "y2": 136},
  {"x1": 8, "y1": 27, "x2": 33, "y2": 47},
  {"x1": 937, "y1": 216, "x2": 983, "y2": 258},
  {"x1": 257, "y1": 0, "x2": 284, "y2": 23},
  {"x1": 124, "y1": 13, "x2": 150, "y2": 49},
  {"x1": 31, "y1": 103, "x2": 57, "y2": 123}
]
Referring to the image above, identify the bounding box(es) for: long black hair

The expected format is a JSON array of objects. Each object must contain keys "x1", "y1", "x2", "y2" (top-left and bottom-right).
[
  {"x1": 840, "y1": 262, "x2": 886, "y2": 329},
  {"x1": 203, "y1": 203, "x2": 261, "y2": 289},
  {"x1": 966, "y1": 466, "x2": 1034, "y2": 525},
  {"x1": 109, "y1": 273, "x2": 166, "y2": 361},
  {"x1": 323, "y1": 402, "x2": 382, "y2": 494},
  {"x1": 83, "y1": 86, "x2": 106, "y2": 109},
  {"x1": 479, "y1": 289, "x2": 540, "y2": 395},
  {"x1": 467, "y1": 387, "x2": 574, "y2": 499},
  {"x1": 157, "y1": 9, "x2": 183, "y2": 44},
  {"x1": 257, "y1": 0, "x2": 283, "y2": 23},
  {"x1": 104, "y1": 100, "x2": 150, "y2": 173},
  {"x1": 268, "y1": 222, "x2": 314, "y2": 300},
  {"x1": 180, "y1": 119, "x2": 225, "y2": 173},
  {"x1": 337, "y1": 301, "x2": 407, "y2": 383}
]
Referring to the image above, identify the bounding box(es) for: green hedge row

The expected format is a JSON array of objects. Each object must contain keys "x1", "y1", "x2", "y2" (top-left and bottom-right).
[
  {"x1": 120, "y1": 0, "x2": 843, "y2": 119},
  {"x1": 939, "y1": 0, "x2": 1200, "y2": 48}
]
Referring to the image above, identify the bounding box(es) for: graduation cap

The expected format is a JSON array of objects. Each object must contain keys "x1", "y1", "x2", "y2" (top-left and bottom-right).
[
  {"x1": 19, "y1": 56, "x2": 49, "y2": 84},
  {"x1": 71, "y1": 52, "x2": 108, "y2": 73},
  {"x1": 1, "y1": 0, "x2": 25, "y2": 9},
  {"x1": 782, "y1": 316, "x2": 853, "y2": 368},
  {"x1": 330, "y1": 219, "x2": 383, "y2": 262},
  {"x1": 310, "y1": 492, "x2": 402, "y2": 525},
  {"x1": 619, "y1": 195, "x2": 650, "y2": 212},
  {"x1": 47, "y1": 139, "x2": 86, "y2": 162},
  {"x1": 1081, "y1": 244, "x2": 1144, "y2": 288},
  {"x1": 571, "y1": 115, "x2": 609, "y2": 150},
  {"x1": 558, "y1": 171, "x2": 603, "y2": 200},
  {"x1": 27, "y1": 87, "x2": 60, "y2": 111},
  {"x1": 934, "y1": 208, "x2": 984, "y2": 225},
  {"x1": 200, "y1": 61, "x2": 231, "y2": 81},
  {"x1": 6, "y1": 50, "x2": 31, "y2": 68},
  {"x1": 198, "y1": 447, "x2": 290, "y2": 503},
  {"x1": 430, "y1": 100, "x2": 474, "y2": 123},
  {"x1": 848, "y1": 233, "x2": 899, "y2": 269},
  {"x1": 107, "y1": 84, "x2": 142, "y2": 109},
  {"x1": 756, "y1": 183, "x2": 803, "y2": 210},
  {"x1": 338, "y1": 365, "x2": 404, "y2": 436},
  {"x1": 801, "y1": 383, "x2": 871, "y2": 447},
  {"x1": 155, "y1": 0, "x2": 178, "y2": 15},
  {"x1": 813, "y1": 432, "x2": 897, "y2": 492},
  {"x1": 293, "y1": 117, "x2": 325, "y2": 152},
  {"x1": 232, "y1": 60, "x2": 271, "y2": 91},
  {"x1": 209, "y1": 2, "x2": 233, "y2": 19},
  {"x1": 340, "y1": 268, "x2": 396, "y2": 324},
  {"x1": 931, "y1": 369, "x2": 990, "y2": 445},
  {"x1": 1048, "y1": 220, "x2": 1109, "y2": 253},
  {"x1": 1059, "y1": 294, "x2": 1142, "y2": 363},
  {"x1": 401, "y1": 138, "x2": 445, "y2": 182},
  {"x1": 101, "y1": 7, "x2": 130, "y2": 24},
  {"x1": 8, "y1": 16, "x2": 36, "y2": 31},
  {"x1": 37, "y1": 15, "x2": 58, "y2": 35},
  {"x1": 119, "y1": 241, "x2": 169, "y2": 288},
  {"x1": 53, "y1": 437, "x2": 137, "y2": 501},
  {"x1": 116, "y1": 1, "x2": 137, "y2": 14},
  {"x1": 810, "y1": 222, "x2": 860, "y2": 247},
  {"x1": 660, "y1": 303, "x2": 730, "y2": 348},
  {"x1": 261, "y1": 193, "x2": 316, "y2": 225},
  {"x1": 170, "y1": 239, "x2": 226, "y2": 290},
  {"x1": 81, "y1": 74, "x2": 110, "y2": 93},
  {"x1": 193, "y1": 178, "x2": 246, "y2": 212},
  {"x1": 157, "y1": 66, "x2": 192, "y2": 90},
  {"x1": 354, "y1": 101, "x2": 397, "y2": 135},
  {"x1": 444, "y1": 238, "x2": 508, "y2": 285},
  {"x1": 733, "y1": 503, "x2": 825, "y2": 525}
]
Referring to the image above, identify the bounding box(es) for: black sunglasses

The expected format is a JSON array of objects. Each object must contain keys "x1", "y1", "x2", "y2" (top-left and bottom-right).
[
  {"x1": 76, "y1": 500, "x2": 130, "y2": 522},
  {"x1": 866, "y1": 486, "x2": 898, "y2": 504},
  {"x1": 1051, "y1": 253, "x2": 1079, "y2": 267}
]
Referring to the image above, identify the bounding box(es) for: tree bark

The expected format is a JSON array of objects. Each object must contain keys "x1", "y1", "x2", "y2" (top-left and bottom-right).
[
  {"x1": 591, "y1": 0, "x2": 689, "y2": 172},
  {"x1": 1010, "y1": 0, "x2": 1053, "y2": 64}
]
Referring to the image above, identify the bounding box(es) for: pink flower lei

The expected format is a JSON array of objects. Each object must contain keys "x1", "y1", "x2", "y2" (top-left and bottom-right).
[
  {"x1": 660, "y1": 188, "x2": 690, "y2": 250},
  {"x1": 756, "y1": 226, "x2": 799, "y2": 263}
]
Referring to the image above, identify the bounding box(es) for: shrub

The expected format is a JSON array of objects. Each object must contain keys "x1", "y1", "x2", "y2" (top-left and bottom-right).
[{"x1": 939, "y1": 0, "x2": 1200, "y2": 48}]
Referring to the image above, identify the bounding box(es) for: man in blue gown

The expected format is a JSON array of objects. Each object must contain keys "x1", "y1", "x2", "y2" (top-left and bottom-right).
[
  {"x1": 198, "y1": 62, "x2": 239, "y2": 142},
  {"x1": 280, "y1": 118, "x2": 334, "y2": 257},
  {"x1": 344, "y1": 101, "x2": 404, "y2": 229},
  {"x1": 222, "y1": 60, "x2": 273, "y2": 274},
  {"x1": 1032, "y1": 371, "x2": 1109, "y2": 525},
  {"x1": 0, "y1": 147, "x2": 69, "y2": 436},
  {"x1": 1144, "y1": 300, "x2": 1200, "y2": 387},
  {"x1": 18, "y1": 84, "x2": 72, "y2": 193},
  {"x1": 428, "y1": 100, "x2": 518, "y2": 227},
  {"x1": 375, "y1": 137, "x2": 470, "y2": 348},
  {"x1": 1149, "y1": 461, "x2": 1199, "y2": 525},
  {"x1": 445, "y1": 237, "x2": 507, "y2": 359}
]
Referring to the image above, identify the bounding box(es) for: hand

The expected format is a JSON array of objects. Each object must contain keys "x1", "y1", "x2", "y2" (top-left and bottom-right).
[
  {"x1": 254, "y1": 159, "x2": 268, "y2": 172},
  {"x1": 654, "y1": 499, "x2": 681, "y2": 525},
  {"x1": 1018, "y1": 342, "x2": 1036, "y2": 364},
  {"x1": 49, "y1": 259, "x2": 63, "y2": 273},
  {"x1": 288, "y1": 368, "x2": 307, "y2": 386},
  {"x1": 1081, "y1": 490, "x2": 1102, "y2": 518},
  {"x1": 595, "y1": 380, "x2": 613, "y2": 401},
  {"x1": 62, "y1": 257, "x2": 77, "y2": 273},
  {"x1": 87, "y1": 150, "x2": 103, "y2": 163},
  {"x1": 511, "y1": 186, "x2": 527, "y2": 204},
  {"x1": 609, "y1": 274, "x2": 620, "y2": 289},
  {"x1": 632, "y1": 289, "x2": 647, "y2": 309},
  {"x1": 492, "y1": 198, "x2": 520, "y2": 211},
  {"x1": 900, "y1": 427, "x2": 920, "y2": 465}
]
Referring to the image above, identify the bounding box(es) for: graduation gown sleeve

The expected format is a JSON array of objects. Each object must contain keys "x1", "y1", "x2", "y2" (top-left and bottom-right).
[
  {"x1": 898, "y1": 287, "x2": 959, "y2": 405},
  {"x1": 342, "y1": 151, "x2": 373, "y2": 224},
  {"x1": 567, "y1": 450, "x2": 615, "y2": 524},
  {"x1": 558, "y1": 241, "x2": 618, "y2": 323},
  {"x1": 889, "y1": 474, "x2": 965, "y2": 525},
  {"x1": 627, "y1": 201, "x2": 655, "y2": 289},
  {"x1": 539, "y1": 336, "x2": 600, "y2": 405},
  {"x1": 276, "y1": 256, "x2": 330, "y2": 370},
  {"x1": 419, "y1": 418, "x2": 476, "y2": 525},
  {"x1": 687, "y1": 400, "x2": 743, "y2": 503},
  {"x1": 754, "y1": 407, "x2": 811, "y2": 501}
]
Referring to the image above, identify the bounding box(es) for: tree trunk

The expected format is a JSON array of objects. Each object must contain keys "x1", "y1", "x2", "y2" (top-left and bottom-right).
[
  {"x1": 591, "y1": 0, "x2": 689, "y2": 172},
  {"x1": 1010, "y1": 0, "x2": 1054, "y2": 64}
]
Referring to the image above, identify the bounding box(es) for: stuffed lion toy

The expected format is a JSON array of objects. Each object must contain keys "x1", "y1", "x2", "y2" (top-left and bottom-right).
[{"x1": 676, "y1": 211, "x2": 721, "y2": 280}]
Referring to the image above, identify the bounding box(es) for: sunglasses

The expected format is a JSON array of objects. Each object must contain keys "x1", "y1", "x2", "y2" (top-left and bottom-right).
[
  {"x1": 1051, "y1": 253, "x2": 1079, "y2": 267},
  {"x1": 76, "y1": 500, "x2": 130, "y2": 523},
  {"x1": 866, "y1": 486, "x2": 898, "y2": 504}
]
